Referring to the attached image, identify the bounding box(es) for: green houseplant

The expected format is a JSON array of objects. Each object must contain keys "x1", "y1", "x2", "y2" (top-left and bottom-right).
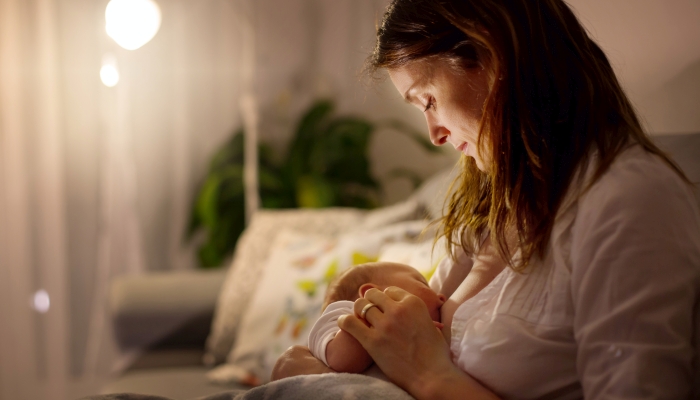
[{"x1": 187, "y1": 99, "x2": 438, "y2": 268}]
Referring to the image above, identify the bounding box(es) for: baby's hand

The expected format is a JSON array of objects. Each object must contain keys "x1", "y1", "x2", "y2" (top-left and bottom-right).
[{"x1": 433, "y1": 321, "x2": 444, "y2": 330}]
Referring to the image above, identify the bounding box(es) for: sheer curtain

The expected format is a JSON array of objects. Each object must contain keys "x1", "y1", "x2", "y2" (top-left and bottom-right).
[
  {"x1": 0, "y1": 0, "x2": 453, "y2": 398},
  {"x1": 0, "y1": 0, "x2": 68, "y2": 398},
  {"x1": 0, "y1": 0, "x2": 245, "y2": 398}
]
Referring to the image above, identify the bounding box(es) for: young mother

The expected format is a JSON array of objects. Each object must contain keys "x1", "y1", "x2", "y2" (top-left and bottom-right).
[{"x1": 272, "y1": 0, "x2": 700, "y2": 398}]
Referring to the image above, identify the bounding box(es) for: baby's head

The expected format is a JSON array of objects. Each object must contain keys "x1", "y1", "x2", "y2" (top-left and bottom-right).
[{"x1": 323, "y1": 262, "x2": 446, "y2": 322}]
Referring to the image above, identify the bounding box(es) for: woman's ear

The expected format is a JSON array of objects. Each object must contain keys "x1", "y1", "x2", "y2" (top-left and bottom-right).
[{"x1": 359, "y1": 283, "x2": 379, "y2": 298}]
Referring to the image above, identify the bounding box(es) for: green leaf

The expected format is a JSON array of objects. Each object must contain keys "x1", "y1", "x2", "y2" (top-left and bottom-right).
[
  {"x1": 210, "y1": 129, "x2": 245, "y2": 172},
  {"x1": 195, "y1": 175, "x2": 222, "y2": 230},
  {"x1": 198, "y1": 241, "x2": 225, "y2": 268},
  {"x1": 296, "y1": 175, "x2": 337, "y2": 208},
  {"x1": 285, "y1": 100, "x2": 335, "y2": 179},
  {"x1": 185, "y1": 201, "x2": 202, "y2": 240}
]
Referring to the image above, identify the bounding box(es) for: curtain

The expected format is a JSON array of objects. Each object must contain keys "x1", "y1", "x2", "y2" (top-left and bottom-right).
[{"x1": 0, "y1": 0, "x2": 245, "y2": 398}]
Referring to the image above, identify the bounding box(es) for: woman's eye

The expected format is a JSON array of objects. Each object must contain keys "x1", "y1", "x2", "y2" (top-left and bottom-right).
[{"x1": 423, "y1": 98, "x2": 435, "y2": 112}]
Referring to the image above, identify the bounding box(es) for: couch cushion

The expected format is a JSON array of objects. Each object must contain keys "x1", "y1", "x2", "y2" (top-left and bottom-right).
[
  {"x1": 210, "y1": 220, "x2": 437, "y2": 384},
  {"x1": 111, "y1": 270, "x2": 225, "y2": 351},
  {"x1": 204, "y1": 209, "x2": 368, "y2": 365}
]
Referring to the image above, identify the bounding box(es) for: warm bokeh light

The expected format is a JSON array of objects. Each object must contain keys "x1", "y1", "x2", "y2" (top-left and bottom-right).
[
  {"x1": 100, "y1": 63, "x2": 120, "y2": 87},
  {"x1": 105, "y1": 0, "x2": 161, "y2": 51},
  {"x1": 32, "y1": 290, "x2": 50, "y2": 313}
]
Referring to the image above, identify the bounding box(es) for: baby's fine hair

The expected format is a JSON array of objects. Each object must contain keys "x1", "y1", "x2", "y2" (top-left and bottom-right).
[{"x1": 323, "y1": 264, "x2": 383, "y2": 311}]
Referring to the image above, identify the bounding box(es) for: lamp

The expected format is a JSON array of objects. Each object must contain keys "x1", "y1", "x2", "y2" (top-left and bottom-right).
[{"x1": 105, "y1": 0, "x2": 161, "y2": 50}]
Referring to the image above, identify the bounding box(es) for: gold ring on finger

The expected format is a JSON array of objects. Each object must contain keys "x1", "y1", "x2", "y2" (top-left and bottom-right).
[{"x1": 360, "y1": 302, "x2": 378, "y2": 319}]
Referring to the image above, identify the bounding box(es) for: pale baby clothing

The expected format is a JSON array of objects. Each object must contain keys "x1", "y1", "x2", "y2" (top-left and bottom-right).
[
  {"x1": 307, "y1": 300, "x2": 354, "y2": 366},
  {"x1": 307, "y1": 300, "x2": 387, "y2": 380},
  {"x1": 430, "y1": 145, "x2": 700, "y2": 399}
]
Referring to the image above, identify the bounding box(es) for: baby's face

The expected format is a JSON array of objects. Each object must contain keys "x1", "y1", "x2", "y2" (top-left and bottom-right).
[{"x1": 380, "y1": 266, "x2": 446, "y2": 322}]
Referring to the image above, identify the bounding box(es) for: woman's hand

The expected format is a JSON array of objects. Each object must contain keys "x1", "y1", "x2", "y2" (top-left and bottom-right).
[
  {"x1": 338, "y1": 287, "x2": 500, "y2": 400},
  {"x1": 271, "y1": 345, "x2": 333, "y2": 381}
]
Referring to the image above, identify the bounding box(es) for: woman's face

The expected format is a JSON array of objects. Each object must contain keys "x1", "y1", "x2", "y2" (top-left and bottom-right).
[{"x1": 389, "y1": 59, "x2": 491, "y2": 171}]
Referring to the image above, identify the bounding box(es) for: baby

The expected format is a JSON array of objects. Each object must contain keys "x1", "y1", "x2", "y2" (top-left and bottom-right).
[{"x1": 307, "y1": 262, "x2": 446, "y2": 374}]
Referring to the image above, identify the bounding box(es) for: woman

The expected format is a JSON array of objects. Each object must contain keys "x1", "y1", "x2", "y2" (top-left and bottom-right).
[{"x1": 272, "y1": 0, "x2": 700, "y2": 398}]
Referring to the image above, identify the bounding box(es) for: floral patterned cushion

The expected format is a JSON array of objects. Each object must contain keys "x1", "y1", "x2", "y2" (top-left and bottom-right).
[
  {"x1": 204, "y1": 203, "x2": 426, "y2": 366},
  {"x1": 204, "y1": 209, "x2": 366, "y2": 366},
  {"x1": 208, "y1": 220, "x2": 434, "y2": 385}
]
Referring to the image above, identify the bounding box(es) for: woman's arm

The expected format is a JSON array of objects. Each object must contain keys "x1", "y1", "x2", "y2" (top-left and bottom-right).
[
  {"x1": 339, "y1": 287, "x2": 501, "y2": 400},
  {"x1": 571, "y1": 155, "x2": 700, "y2": 399},
  {"x1": 271, "y1": 345, "x2": 334, "y2": 381}
]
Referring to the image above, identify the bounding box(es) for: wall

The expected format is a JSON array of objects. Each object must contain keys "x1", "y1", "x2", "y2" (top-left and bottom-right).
[{"x1": 567, "y1": 0, "x2": 700, "y2": 134}]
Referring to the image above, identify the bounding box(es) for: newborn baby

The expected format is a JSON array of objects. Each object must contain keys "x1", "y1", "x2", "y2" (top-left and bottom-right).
[{"x1": 307, "y1": 262, "x2": 446, "y2": 374}]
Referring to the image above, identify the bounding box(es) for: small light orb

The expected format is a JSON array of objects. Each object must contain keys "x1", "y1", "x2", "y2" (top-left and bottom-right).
[
  {"x1": 32, "y1": 290, "x2": 50, "y2": 314},
  {"x1": 105, "y1": 0, "x2": 162, "y2": 51},
  {"x1": 100, "y1": 63, "x2": 120, "y2": 87}
]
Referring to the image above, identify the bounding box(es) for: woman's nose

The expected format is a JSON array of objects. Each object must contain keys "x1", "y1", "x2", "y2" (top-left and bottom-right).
[{"x1": 427, "y1": 116, "x2": 448, "y2": 146}]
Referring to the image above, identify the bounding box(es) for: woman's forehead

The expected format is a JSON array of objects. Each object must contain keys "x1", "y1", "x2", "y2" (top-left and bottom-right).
[{"x1": 389, "y1": 61, "x2": 436, "y2": 99}]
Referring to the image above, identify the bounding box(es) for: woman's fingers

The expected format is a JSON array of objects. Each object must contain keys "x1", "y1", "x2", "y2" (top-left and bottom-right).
[
  {"x1": 364, "y1": 286, "x2": 409, "y2": 305},
  {"x1": 338, "y1": 313, "x2": 373, "y2": 344},
  {"x1": 343, "y1": 286, "x2": 455, "y2": 396}
]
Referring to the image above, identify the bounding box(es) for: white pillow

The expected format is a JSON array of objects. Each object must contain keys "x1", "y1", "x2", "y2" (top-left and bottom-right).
[
  {"x1": 204, "y1": 208, "x2": 366, "y2": 366},
  {"x1": 208, "y1": 220, "x2": 436, "y2": 385},
  {"x1": 208, "y1": 230, "x2": 338, "y2": 385}
]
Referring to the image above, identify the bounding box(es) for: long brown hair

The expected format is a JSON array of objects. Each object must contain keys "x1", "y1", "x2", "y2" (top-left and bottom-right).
[{"x1": 369, "y1": 0, "x2": 688, "y2": 270}]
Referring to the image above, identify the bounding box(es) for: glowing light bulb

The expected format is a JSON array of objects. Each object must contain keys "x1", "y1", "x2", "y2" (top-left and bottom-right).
[
  {"x1": 32, "y1": 290, "x2": 50, "y2": 313},
  {"x1": 101, "y1": 54, "x2": 120, "y2": 87},
  {"x1": 105, "y1": 0, "x2": 161, "y2": 51}
]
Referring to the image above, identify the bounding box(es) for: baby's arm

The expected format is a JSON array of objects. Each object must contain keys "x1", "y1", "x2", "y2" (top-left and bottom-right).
[
  {"x1": 308, "y1": 300, "x2": 374, "y2": 374},
  {"x1": 325, "y1": 329, "x2": 373, "y2": 373}
]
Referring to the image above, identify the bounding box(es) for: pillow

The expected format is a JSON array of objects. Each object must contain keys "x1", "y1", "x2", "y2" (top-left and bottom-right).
[
  {"x1": 204, "y1": 208, "x2": 365, "y2": 366},
  {"x1": 204, "y1": 202, "x2": 426, "y2": 366},
  {"x1": 208, "y1": 230, "x2": 337, "y2": 385},
  {"x1": 208, "y1": 220, "x2": 434, "y2": 385}
]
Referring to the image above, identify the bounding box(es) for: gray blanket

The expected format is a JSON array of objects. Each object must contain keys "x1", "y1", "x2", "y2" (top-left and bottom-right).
[{"x1": 82, "y1": 373, "x2": 415, "y2": 400}]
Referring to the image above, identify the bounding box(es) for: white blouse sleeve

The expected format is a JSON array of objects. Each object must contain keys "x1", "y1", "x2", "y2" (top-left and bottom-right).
[
  {"x1": 429, "y1": 245, "x2": 474, "y2": 298},
  {"x1": 570, "y1": 152, "x2": 700, "y2": 399},
  {"x1": 307, "y1": 300, "x2": 354, "y2": 367}
]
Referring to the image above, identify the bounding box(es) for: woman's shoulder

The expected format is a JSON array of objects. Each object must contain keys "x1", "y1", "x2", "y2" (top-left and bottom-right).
[{"x1": 579, "y1": 144, "x2": 697, "y2": 217}]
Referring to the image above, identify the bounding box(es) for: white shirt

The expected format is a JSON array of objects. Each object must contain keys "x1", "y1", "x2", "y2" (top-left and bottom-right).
[{"x1": 430, "y1": 145, "x2": 700, "y2": 399}]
